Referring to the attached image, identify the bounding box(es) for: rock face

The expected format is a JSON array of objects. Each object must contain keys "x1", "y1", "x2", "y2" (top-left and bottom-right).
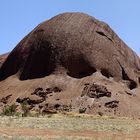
[
  {"x1": 0, "y1": 13, "x2": 140, "y2": 117},
  {"x1": 0, "y1": 53, "x2": 9, "y2": 68},
  {"x1": 0, "y1": 12, "x2": 140, "y2": 89}
]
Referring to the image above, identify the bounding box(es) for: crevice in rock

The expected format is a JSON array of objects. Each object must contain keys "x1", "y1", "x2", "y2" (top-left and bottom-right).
[
  {"x1": 96, "y1": 31, "x2": 113, "y2": 42},
  {"x1": 121, "y1": 67, "x2": 137, "y2": 90},
  {"x1": 31, "y1": 87, "x2": 62, "y2": 99},
  {"x1": 121, "y1": 66, "x2": 129, "y2": 81},
  {"x1": 138, "y1": 77, "x2": 140, "y2": 84},
  {"x1": 0, "y1": 94, "x2": 12, "y2": 104},
  {"x1": 105, "y1": 100, "x2": 119, "y2": 108},
  {"x1": 54, "y1": 104, "x2": 61, "y2": 109},
  {"x1": 117, "y1": 61, "x2": 137, "y2": 90},
  {"x1": 129, "y1": 80, "x2": 137, "y2": 90},
  {"x1": 16, "y1": 97, "x2": 44, "y2": 105}
]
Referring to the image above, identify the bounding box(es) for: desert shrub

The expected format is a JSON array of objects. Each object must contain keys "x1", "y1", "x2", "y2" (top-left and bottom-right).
[
  {"x1": 21, "y1": 101, "x2": 30, "y2": 117},
  {"x1": 3, "y1": 104, "x2": 17, "y2": 116}
]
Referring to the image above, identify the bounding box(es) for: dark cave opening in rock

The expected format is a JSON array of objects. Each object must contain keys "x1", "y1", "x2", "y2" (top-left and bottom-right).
[
  {"x1": 122, "y1": 67, "x2": 130, "y2": 81},
  {"x1": 121, "y1": 66, "x2": 137, "y2": 90},
  {"x1": 100, "y1": 69, "x2": 113, "y2": 78},
  {"x1": 66, "y1": 56, "x2": 97, "y2": 78},
  {"x1": 129, "y1": 80, "x2": 137, "y2": 90},
  {"x1": 138, "y1": 77, "x2": 140, "y2": 84}
]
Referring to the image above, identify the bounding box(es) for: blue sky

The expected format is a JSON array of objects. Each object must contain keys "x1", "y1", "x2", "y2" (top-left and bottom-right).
[{"x1": 0, "y1": 0, "x2": 140, "y2": 56}]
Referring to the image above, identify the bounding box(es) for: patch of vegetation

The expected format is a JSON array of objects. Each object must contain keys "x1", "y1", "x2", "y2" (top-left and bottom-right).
[
  {"x1": 2, "y1": 104, "x2": 17, "y2": 116},
  {"x1": 21, "y1": 101, "x2": 30, "y2": 117}
]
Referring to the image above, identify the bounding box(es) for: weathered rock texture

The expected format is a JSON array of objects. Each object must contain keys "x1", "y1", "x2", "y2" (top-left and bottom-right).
[
  {"x1": 0, "y1": 13, "x2": 140, "y2": 118},
  {"x1": 0, "y1": 12, "x2": 140, "y2": 89},
  {"x1": 0, "y1": 53, "x2": 9, "y2": 68}
]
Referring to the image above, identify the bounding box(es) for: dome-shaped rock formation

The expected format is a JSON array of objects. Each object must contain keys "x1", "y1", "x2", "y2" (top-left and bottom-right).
[
  {"x1": 1, "y1": 13, "x2": 140, "y2": 118},
  {"x1": 0, "y1": 12, "x2": 140, "y2": 87}
]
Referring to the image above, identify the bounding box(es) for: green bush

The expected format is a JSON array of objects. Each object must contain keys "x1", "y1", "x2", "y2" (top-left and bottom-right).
[
  {"x1": 21, "y1": 101, "x2": 30, "y2": 117},
  {"x1": 3, "y1": 104, "x2": 17, "y2": 116}
]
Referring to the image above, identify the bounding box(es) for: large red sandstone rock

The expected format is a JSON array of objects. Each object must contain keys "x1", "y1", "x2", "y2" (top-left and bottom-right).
[
  {"x1": 0, "y1": 53, "x2": 9, "y2": 68},
  {"x1": 0, "y1": 13, "x2": 140, "y2": 89}
]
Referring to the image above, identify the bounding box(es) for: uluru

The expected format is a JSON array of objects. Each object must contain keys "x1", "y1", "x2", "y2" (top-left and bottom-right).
[{"x1": 0, "y1": 12, "x2": 140, "y2": 118}]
